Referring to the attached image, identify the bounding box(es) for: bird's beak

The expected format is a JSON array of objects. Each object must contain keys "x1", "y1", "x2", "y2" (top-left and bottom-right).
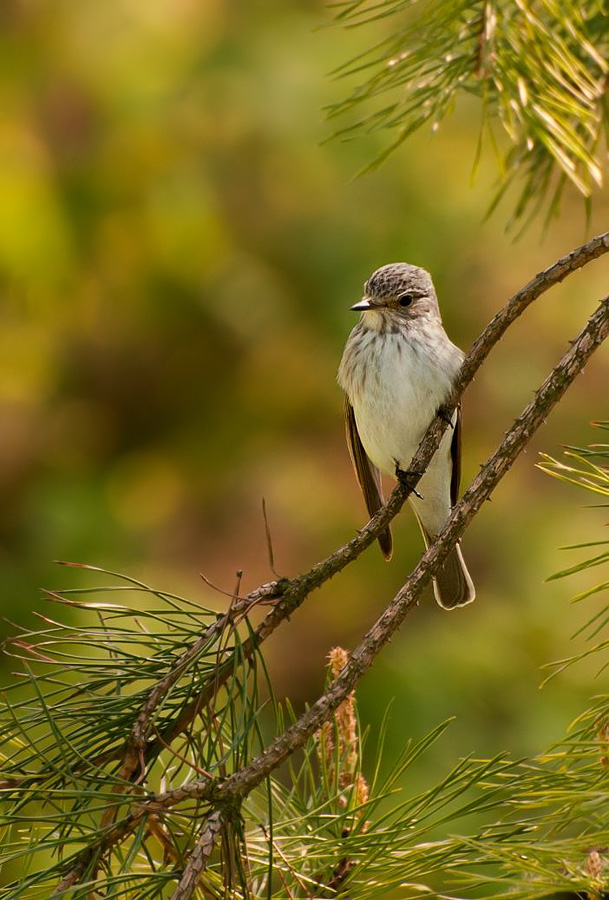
[{"x1": 350, "y1": 296, "x2": 373, "y2": 312}]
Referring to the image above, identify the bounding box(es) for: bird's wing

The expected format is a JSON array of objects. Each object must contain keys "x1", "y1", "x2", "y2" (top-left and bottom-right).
[
  {"x1": 344, "y1": 397, "x2": 393, "y2": 560},
  {"x1": 450, "y1": 403, "x2": 462, "y2": 507}
]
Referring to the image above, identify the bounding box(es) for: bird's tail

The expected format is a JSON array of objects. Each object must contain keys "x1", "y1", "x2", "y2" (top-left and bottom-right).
[
  {"x1": 432, "y1": 542, "x2": 475, "y2": 609},
  {"x1": 415, "y1": 515, "x2": 475, "y2": 609}
]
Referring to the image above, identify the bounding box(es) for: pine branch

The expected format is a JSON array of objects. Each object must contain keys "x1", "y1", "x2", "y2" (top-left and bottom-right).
[
  {"x1": 5, "y1": 233, "x2": 609, "y2": 896},
  {"x1": 51, "y1": 246, "x2": 609, "y2": 893},
  {"x1": 328, "y1": 0, "x2": 609, "y2": 226},
  {"x1": 125, "y1": 289, "x2": 609, "y2": 814},
  {"x1": 106, "y1": 230, "x2": 609, "y2": 774},
  {"x1": 169, "y1": 810, "x2": 224, "y2": 900}
]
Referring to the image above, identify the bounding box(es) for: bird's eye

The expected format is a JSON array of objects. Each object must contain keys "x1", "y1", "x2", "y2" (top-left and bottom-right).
[{"x1": 398, "y1": 294, "x2": 413, "y2": 307}]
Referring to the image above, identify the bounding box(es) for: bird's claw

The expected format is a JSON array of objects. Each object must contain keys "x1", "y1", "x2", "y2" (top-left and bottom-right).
[
  {"x1": 437, "y1": 404, "x2": 454, "y2": 428},
  {"x1": 394, "y1": 460, "x2": 424, "y2": 500}
]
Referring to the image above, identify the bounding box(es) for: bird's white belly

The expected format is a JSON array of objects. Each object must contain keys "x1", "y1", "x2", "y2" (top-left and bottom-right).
[
  {"x1": 349, "y1": 332, "x2": 454, "y2": 477},
  {"x1": 344, "y1": 329, "x2": 458, "y2": 536}
]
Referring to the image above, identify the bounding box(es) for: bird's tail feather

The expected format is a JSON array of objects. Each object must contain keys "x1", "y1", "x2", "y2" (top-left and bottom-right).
[
  {"x1": 432, "y1": 543, "x2": 475, "y2": 609},
  {"x1": 378, "y1": 526, "x2": 393, "y2": 561},
  {"x1": 416, "y1": 516, "x2": 476, "y2": 609}
]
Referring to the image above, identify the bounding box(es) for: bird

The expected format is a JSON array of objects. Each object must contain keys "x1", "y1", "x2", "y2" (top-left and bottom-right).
[{"x1": 337, "y1": 262, "x2": 475, "y2": 609}]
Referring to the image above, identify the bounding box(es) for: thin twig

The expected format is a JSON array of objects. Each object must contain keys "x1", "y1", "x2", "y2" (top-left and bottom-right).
[
  {"x1": 326, "y1": 856, "x2": 355, "y2": 894},
  {"x1": 199, "y1": 571, "x2": 250, "y2": 602},
  {"x1": 54, "y1": 808, "x2": 147, "y2": 896},
  {"x1": 261, "y1": 825, "x2": 311, "y2": 899},
  {"x1": 262, "y1": 498, "x2": 281, "y2": 577},
  {"x1": 147, "y1": 814, "x2": 181, "y2": 865},
  {"x1": 475, "y1": 0, "x2": 493, "y2": 77},
  {"x1": 151, "y1": 722, "x2": 214, "y2": 779}
]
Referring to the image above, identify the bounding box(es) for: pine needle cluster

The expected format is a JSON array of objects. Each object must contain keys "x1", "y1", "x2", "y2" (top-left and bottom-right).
[
  {"x1": 328, "y1": 0, "x2": 609, "y2": 228},
  {"x1": 1, "y1": 254, "x2": 609, "y2": 896},
  {"x1": 1, "y1": 477, "x2": 609, "y2": 900}
]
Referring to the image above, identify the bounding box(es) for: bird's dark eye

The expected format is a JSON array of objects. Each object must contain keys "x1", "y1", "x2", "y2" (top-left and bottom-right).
[{"x1": 398, "y1": 294, "x2": 413, "y2": 307}]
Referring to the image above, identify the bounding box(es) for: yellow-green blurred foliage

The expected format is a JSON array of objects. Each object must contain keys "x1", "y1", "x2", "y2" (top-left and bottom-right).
[{"x1": 1, "y1": 0, "x2": 609, "y2": 786}]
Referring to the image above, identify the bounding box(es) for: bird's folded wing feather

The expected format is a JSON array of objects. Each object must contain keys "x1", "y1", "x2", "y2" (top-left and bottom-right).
[
  {"x1": 450, "y1": 403, "x2": 462, "y2": 507},
  {"x1": 344, "y1": 397, "x2": 393, "y2": 560}
]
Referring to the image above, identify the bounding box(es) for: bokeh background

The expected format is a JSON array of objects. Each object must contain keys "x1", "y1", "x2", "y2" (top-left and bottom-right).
[{"x1": 1, "y1": 0, "x2": 609, "y2": 792}]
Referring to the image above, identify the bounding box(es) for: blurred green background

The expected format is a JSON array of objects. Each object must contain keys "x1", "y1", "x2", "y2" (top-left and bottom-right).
[{"x1": 1, "y1": 0, "x2": 609, "y2": 788}]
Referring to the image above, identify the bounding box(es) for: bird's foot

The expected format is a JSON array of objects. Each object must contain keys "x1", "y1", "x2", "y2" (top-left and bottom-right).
[
  {"x1": 394, "y1": 460, "x2": 423, "y2": 500},
  {"x1": 437, "y1": 404, "x2": 454, "y2": 428}
]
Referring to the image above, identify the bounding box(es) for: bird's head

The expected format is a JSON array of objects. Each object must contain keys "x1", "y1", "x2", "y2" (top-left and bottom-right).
[{"x1": 351, "y1": 263, "x2": 441, "y2": 329}]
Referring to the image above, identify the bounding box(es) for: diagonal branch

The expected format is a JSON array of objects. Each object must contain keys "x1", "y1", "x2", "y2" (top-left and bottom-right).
[
  {"x1": 142, "y1": 230, "x2": 609, "y2": 756},
  {"x1": 55, "y1": 235, "x2": 609, "y2": 891},
  {"x1": 184, "y1": 231, "x2": 609, "y2": 621},
  {"x1": 141, "y1": 291, "x2": 609, "y2": 811},
  {"x1": 89, "y1": 231, "x2": 609, "y2": 777}
]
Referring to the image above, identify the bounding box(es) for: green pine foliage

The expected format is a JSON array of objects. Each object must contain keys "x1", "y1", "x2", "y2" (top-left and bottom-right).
[
  {"x1": 538, "y1": 421, "x2": 609, "y2": 682},
  {"x1": 328, "y1": 0, "x2": 609, "y2": 228},
  {"x1": 1, "y1": 429, "x2": 609, "y2": 897},
  {"x1": 0, "y1": 573, "x2": 269, "y2": 898}
]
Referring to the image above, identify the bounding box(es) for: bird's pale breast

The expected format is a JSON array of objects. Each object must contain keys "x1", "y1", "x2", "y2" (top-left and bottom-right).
[{"x1": 339, "y1": 323, "x2": 461, "y2": 478}]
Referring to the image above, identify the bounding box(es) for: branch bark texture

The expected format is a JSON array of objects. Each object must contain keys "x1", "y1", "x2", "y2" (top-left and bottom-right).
[
  {"x1": 170, "y1": 810, "x2": 224, "y2": 900},
  {"x1": 53, "y1": 233, "x2": 609, "y2": 892},
  {"x1": 143, "y1": 291, "x2": 609, "y2": 812},
  {"x1": 145, "y1": 230, "x2": 609, "y2": 763}
]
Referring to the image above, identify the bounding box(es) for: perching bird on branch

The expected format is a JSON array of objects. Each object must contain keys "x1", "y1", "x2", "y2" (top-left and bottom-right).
[{"x1": 338, "y1": 263, "x2": 475, "y2": 609}]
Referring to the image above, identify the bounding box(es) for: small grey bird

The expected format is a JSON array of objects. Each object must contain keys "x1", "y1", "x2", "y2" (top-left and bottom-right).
[{"x1": 338, "y1": 262, "x2": 475, "y2": 609}]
